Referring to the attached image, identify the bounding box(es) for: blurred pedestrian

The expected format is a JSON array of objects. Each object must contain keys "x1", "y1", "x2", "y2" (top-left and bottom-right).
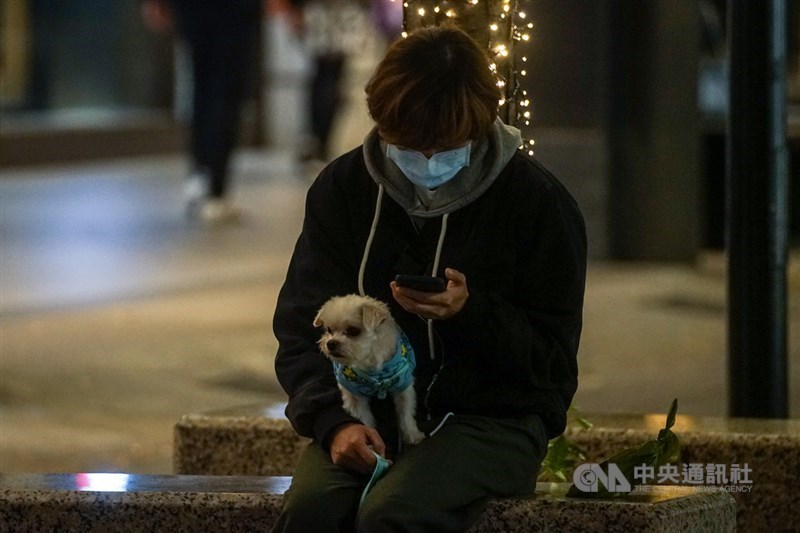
[
  {"x1": 141, "y1": 0, "x2": 262, "y2": 223},
  {"x1": 369, "y1": 0, "x2": 404, "y2": 43},
  {"x1": 276, "y1": 0, "x2": 371, "y2": 164}
]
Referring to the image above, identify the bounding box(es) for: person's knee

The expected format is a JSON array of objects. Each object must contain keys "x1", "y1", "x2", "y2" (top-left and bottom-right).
[
  {"x1": 357, "y1": 494, "x2": 421, "y2": 533},
  {"x1": 356, "y1": 489, "x2": 486, "y2": 532},
  {"x1": 276, "y1": 484, "x2": 355, "y2": 532},
  {"x1": 356, "y1": 497, "x2": 396, "y2": 533}
]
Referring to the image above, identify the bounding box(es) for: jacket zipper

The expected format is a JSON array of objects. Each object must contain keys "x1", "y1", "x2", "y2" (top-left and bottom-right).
[
  {"x1": 423, "y1": 363, "x2": 445, "y2": 421},
  {"x1": 423, "y1": 323, "x2": 447, "y2": 421}
]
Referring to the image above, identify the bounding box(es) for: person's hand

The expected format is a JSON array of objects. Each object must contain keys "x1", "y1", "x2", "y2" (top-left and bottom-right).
[
  {"x1": 329, "y1": 423, "x2": 389, "y2": 474},
  {"x1": 391, "y1": 268, "x2": 469, "y2": 320}
]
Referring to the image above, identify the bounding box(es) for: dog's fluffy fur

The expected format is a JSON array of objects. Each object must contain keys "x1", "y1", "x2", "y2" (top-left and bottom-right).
[{"x1": 314, "y1": 294, "x2": 425, "y2": 445}]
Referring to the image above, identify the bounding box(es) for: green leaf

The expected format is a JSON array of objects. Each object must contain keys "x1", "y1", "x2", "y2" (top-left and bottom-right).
[
  {"x1": 567, "y1": 399, "x2": 682, "y2": 499},
  {"x1": 664, "y1": 398, "x2": 678, "y2": 431},
  {"x1": 574, "y1": 415, "x2": 593, "y2": 430},
  {"x1": 537, "y1": 406, "x2": 592, "y2": 483}
]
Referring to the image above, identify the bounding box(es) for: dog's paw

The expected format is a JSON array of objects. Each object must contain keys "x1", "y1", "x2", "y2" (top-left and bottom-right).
[{"x1": 403, "y1": 427, "x2": 426, "y2": 445}]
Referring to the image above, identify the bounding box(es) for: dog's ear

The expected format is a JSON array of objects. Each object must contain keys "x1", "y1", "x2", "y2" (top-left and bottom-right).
[
  {"x1": 313, "y1": 310, "x2": 324, "y2": 328},
  {"x1": 361, "y1": 299, "x2": 389, "y2": 330}
]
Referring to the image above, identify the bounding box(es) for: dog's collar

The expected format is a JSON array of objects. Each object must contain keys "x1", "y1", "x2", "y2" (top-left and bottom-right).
[{"x1": 333, "y1": 332, "x2": 416, "y2": 400}]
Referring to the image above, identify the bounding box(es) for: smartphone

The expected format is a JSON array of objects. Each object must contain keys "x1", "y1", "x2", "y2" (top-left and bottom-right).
[{"x1": 394, "y1": 274, "x2": 447, "y2": 293}]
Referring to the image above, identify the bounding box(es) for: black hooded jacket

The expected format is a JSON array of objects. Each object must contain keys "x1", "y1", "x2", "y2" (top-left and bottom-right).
[{"x1": 273, "y1": 121, "x2": 587, "y2": 444}]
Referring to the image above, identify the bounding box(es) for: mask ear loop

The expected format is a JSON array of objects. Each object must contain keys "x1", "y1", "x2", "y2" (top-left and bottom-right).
[{"x1": 357, "y1": 451, "x2": 391, "y2": 514}]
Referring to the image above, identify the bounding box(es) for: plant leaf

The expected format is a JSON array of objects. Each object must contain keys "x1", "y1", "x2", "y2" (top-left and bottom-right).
[{"x1": 567, "y1": 399, "x2": 682, "y2": 499}]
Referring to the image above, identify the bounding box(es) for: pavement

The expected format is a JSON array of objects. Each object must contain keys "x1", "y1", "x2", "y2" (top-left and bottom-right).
[{"x1": 1, "y1": 149, "x2": 798, "y2": 474}]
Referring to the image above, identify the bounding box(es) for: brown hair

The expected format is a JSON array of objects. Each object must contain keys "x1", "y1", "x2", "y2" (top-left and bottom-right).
[{"x1": 365, "y1": 25, "x2": 500, "y2": 151}]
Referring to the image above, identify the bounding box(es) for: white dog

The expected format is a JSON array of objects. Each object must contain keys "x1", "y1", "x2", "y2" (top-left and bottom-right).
[{"x1": 314, "y1": 294, "x2": 425, "y2": 445}]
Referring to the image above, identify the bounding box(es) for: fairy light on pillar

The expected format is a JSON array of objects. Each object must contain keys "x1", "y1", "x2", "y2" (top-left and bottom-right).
[{"x1": 401, "y1": 0, "x2": 535, "y2": 155}]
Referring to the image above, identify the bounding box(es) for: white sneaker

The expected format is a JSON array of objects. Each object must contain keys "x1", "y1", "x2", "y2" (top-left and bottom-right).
[
  {"x1": 185, "y1": 176, "x2": 206, "y2": 200},
  {"x1": 185, "y1": 173, "x2": 209, "y2": 215},
  {"x1": 199, "y1": 198, "x2": 243, "y2": 224}
]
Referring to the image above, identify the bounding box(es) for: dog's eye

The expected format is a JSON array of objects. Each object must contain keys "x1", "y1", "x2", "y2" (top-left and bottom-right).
[
  {"x1": 326, "y1": 327, "x2": 332, "y2": 334},
  {"x1": 345, "y1": 326, "x2": 361, "y2": 337}
]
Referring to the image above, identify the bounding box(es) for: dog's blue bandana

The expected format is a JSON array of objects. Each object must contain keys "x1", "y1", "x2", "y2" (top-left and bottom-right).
[{"x1": 333, "y1": 332, "x2": 416, "y2": 399}]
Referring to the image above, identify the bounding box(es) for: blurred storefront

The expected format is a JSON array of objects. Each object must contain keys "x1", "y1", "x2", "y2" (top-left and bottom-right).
[
  {"x1": 0, "y1": 0, "x2": 185, "y2": 164},
  {"x1": 1, "y1": 0, "x2": 798, "y2": 257}
]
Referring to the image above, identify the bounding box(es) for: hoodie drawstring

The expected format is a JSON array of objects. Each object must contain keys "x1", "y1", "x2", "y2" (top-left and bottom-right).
[
  {"x1": 358, "y1": 184, "x2": 385, "y2": 297},
  {"x1": 358, "y1": 184, "x2": 449, "y2": 363},
  {"x1": 427, "y1": 212, "x2": 449, "y2": 359},
  {"x1": 431, "y1": 213, "x2": 448, "y2": 281}
]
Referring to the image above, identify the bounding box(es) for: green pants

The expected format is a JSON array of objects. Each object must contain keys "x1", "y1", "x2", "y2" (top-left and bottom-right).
[{"x1": 271, "y1": 413, "x2": 548, "y2": 533}]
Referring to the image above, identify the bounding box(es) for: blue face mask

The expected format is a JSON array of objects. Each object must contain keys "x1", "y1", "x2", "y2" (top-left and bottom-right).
[{"x1": 386, "y1": 142, "x2": 471, "y2": 189}]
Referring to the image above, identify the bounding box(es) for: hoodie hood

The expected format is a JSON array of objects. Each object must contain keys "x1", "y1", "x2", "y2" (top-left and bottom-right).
[
  {"x1": 363, "y1": 117, "x2": 523, "y2": 218},
  {"x1": 360, "y1": 118, "x2": 522, "y2": 363}
]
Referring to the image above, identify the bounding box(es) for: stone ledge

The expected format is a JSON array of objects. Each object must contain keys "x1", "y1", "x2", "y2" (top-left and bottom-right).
[
  {"x1": 173, "y1": 414, "x2": 308, "y2": 477},
  {"x1": 564, "y1": 413, "x2": 800, "y2": 532},
  {"x1": 0, "y1": 112, "x2": 186, "y2": 167},
  {"x1": 0, "y1": 474, "x2": 735, "y2": 533},
  {"x1": 0, "y1": 474, "x2": 287, "y2": 533},
  {"x1": 474, "y1": 483, "x2": 735, "y2": 532},
  {"x1": 173, "y1": 404, "x2": 799, "y2": 531}
]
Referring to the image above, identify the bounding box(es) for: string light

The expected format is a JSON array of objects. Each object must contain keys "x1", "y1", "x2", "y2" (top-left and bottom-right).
[{"x1": 402, "y1": 0, "x2": 535, "y2": 154}]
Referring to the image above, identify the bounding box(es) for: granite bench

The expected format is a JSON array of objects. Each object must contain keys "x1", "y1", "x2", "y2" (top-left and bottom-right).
[
  {"x1": 174, "y1": 405, "x2": 799, "y2": 531},
  {"x1": 565, "y1": 413, "x2": 800, "y2": 532},
  {"x1": 0, "y1": 474, "x2": 286, "y2": 533},
  {"x1": 177, "y1": 404, "x2": 800, "y2": 531},
  {"x1": 0, "y1": 473, "x2": 735, "y2": 532}
]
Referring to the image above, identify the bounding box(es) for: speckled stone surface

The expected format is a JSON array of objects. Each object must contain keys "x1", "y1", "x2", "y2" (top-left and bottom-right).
[
  {"x1": 174, "y1": 404, "x2": 798, "y2": 531},
  {"x1": 0, "y1": 474, "x2": 289, "y2": 533},
  {"x1": 0, "y1": 475, "x2": 734, "y2": 532},
  {"x1": 565, "y1": 413, "x2": 800, "y2": 532},
  {"x1": 471, "y1": 483, "x2": 735, "y2": 533},
  {"x1": 173, "y1": 407, "x2": 309, "y2": 476}
]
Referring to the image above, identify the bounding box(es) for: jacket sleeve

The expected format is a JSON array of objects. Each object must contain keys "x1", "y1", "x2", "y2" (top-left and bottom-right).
[
  {"x1": 436, "y1": 170, "x2": 587, "y2": 427},
  {"x1": 272, "y1": 170, "x2": 364, "y2": 444}
]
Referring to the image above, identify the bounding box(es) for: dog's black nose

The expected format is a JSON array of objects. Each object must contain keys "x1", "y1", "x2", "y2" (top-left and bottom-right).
[{"x1": 326, "y1": 339, "x2": 339, "y2": 352}]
